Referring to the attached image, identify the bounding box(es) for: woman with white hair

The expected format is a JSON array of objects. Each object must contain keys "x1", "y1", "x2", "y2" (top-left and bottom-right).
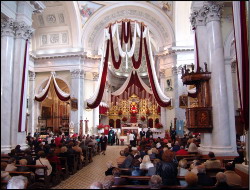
[
  {"x1": 215, "y1": 172, "x2": 229, "y2": 188},
  {"x1": 140, "y1": 155, "x2": 154, "y2": 170},
  {"x1": 105, "y1": 161, "x2": 115, "y2": 176},
  {"x1": 7, "y1": 176, "x2": 28, "y2": 189}
]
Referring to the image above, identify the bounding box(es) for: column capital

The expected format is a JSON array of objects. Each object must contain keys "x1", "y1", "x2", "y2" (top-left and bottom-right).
[
  {"x1": 1, "y1": 18, "x2": 15, "y2": 37},
  {"x1": 172, "y1": 66, "x2": 178, "y2": 75},
  {"x1": 30, "y1": 1, "x2": 46, "y2": 14},
  {"x1": 190, "y1": 7, "x2": 207, "y2": 29},
  {"x1": 203, "y1": 1, "x2": 224, "y2": 23},
  {"x1": 79, "y1": 69, "x2": 86, "y2": 79},
  {"x1": 159, "y1": 70, "x2": 165, "y2": 78},
  {"x1": 14, "y1": 21, "x2": 34, "y2": 40},
  {"x1": 29, "y1": 71, "x2": 36, "y2": 81},
  {"x1": 92, "y1": 72, "x2": 99, "y2": 81},
  {"x1": 70, "y1": 69, "x2": 82, "y2": 79}
]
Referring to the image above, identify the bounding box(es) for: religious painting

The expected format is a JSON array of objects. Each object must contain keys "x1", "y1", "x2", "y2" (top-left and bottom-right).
[
  {"x1": 71, "y1": 98, "x2": 78, "y2": 111},
  {"x1": 197, "y1": 111, "x2": 209, "y2": 126},
  {"x1": 179, "y1": 95, "x2": 188, "y2": 108},
  {"x1": 77, "y1": 2, "x2": 103, "y2": 26},
  {"x1": 42, "y1": 106, "x2": 51, "y2": 119}
]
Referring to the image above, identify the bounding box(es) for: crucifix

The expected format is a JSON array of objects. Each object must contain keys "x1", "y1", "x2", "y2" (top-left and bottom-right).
[{"x1": 84, "y1": 118, "x2": 89, "y2": 134}]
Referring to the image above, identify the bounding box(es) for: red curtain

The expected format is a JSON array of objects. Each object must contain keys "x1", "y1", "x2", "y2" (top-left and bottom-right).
[
  {"x1": 130, "y1": 24, "x2": 143, "y2": 69},
  {"x1": 87, "y1": 40, "x2": 110, "y2": 108},
  {"x1": 116, "y1": 119, "x2": 121, "y2": 128},
  {"x1": 18, "y1": 39, "x2": 28, "y2": 132},
  {"x1": 35, "y1": 84, "x2": 51, "y2": 102},
  {"x1": 144, "y1": 38, "x2": 171, "y2": 107},
  {"x1": 109, "y1": 25, "x2": 122, "y2": 69},
  {"x1": 240, "y1": 2, "x2": 249, "y2": 130},
  {"x1": 122, "y1": 21, "x2": 130, "y2": 43}
]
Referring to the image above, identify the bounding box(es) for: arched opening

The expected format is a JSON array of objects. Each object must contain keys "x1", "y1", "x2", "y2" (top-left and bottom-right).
[
  {"x1": 109, "y1": 119, "x2": 114, "y2": 128},
  {"x1": 116, "y1": 119, "x2": 121, "y2": 128},
  {"x1": 37, "y1": 78, "x2": 70, "y2": 134},
  {"x1": 148, "y1": 118, "x2": 153, "y2": 128}
]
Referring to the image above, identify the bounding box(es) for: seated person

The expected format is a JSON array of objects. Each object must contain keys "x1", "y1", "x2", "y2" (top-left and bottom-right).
[
  {"x1": 215, "y1": 172, "x2": 230, "y2": 189},
  {"x1": 15, "y1": 145, "x2": 22, "y2": 154},
  {"x1": 224, "y1": 163, "x2": 242, "y2": 187},
  {"x1": 112, "y1": 167, "x2": 127, "y2": 185},
  {"x1": 105, "y1": 161, "x2": 115, "y2": 176},
  {"x1": 204, "y1": 152, "x2": 221, "y2": 169},
  {"x1": 131, "y1": 159, "x2": 143, "y2": 185},
  {"x1": 72, "y1": 141, "x2": 84, "y2": 162},
  {"x1": 89, "y1": 181, "x2": 103, "y2": 189},
  {"x1": 176, "y1": 146, "x2": 188, "y2": 155},
  {"x1": 1, "y1": 162, "x2": 11, "y2": 181},
  {"x1": 190, "y1": 160, "x2": 202, "y2": 174},
  {"x1": 188, "y1": 138, "x2": 198, "y2": 153},
  {"x1": 140, "y1": 155, "x2": 154, "y2": 170},
  {"x1": 23, "y1": 149, "x2": 35, "y2": 165},
  {"x1": 171, "y1": 141, "x2": 180, "y2": 152},
  {"x1": 7, "y1": 176, "x2": 28, "y2": 189},
  {"x1": 185, "y1": 172, "x2": 199, "y2": 188},
  {"x1": 102, "y1": 175, "x2": 114, "y2": 189},
  {"x1": 178, "y1": 159, "x2": 189, "y2": 186},
  {"x1": 197, "y1": 164, "x2": 214, "y2": 186},
  {"x1": 16, "y1": 159, "x2": 29, "y2": 172},
  {"x1": 147, "y1": 159, "x2": 161, "y2": 176},
  {"x1": 35, "y1": 151, "x2": 52, "y2": 176},
  {"x1": 149, "y1": 175, "x2": 162, "y2": 189},
  {"x1": 120, "y1": 150, "x2": 135, "y2": 168},
  {"x1": 5, "y1": 158, "x2": 17, "y2": 172},
  {"x1": 47, "y1": 149, "x2": 62, "y2": 172}
]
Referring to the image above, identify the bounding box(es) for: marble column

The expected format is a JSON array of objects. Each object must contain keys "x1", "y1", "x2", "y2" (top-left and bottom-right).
[
  {"x1": 190, "y1": 6, "x2": 212, "y2": 150},
  {"x1": 28, "y1": 71, "x2": 36, "y2": 136},
  {"x1": 1, "y1": 18, "x2": 15, "y2": 153},
  {"x1": 204, "y1": 2, "x2": 237, "y2": 155},
  {"x1": 92, "y1": 72, "x2": 100, "y2": 135},
  {"x1": 79, "y1": 70, "x2": 86, "y2": 134},
  {"x1": 10, "y1": 21, "x2": 33, "y2": 150},
  {"x1": 70, "y1": 69, "x2": 82, "y2": 134},
  {"x1": 159, "y1": 70, "x2": 167, "y2": 129}
]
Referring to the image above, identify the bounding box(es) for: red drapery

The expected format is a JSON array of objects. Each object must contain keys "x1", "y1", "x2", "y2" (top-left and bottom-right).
[
  {"x1": 130, "y1": 23, "x2": 144, "y2": 69},
  {"x1": 87, "y1": 40, "x2": 110, "y2": 108},
  {"x1": 144, "y1": 38, "x2": 171, "y2": 107},
  {"x1": 122, "y1": 21, "x2": 130, "y2": 43},
  {"x1": 109, "y1": 25, "x2": 122, "y2": 69},
  {"x1": 18, "y1": 39, "x2": 28, "y2": 132},
  {"x1": 53, "y1": 82, "x2": 70, "y2": 101},
  {"x1": 34, "y1": 84, "x2": 50, "y2": 102}
]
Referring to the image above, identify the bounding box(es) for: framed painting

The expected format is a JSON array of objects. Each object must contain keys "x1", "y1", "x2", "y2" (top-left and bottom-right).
[
  {"x1": 71, "y1": 98, "x2": 78, "y2": 111},
  {"x1": 179, "y1": 95, "x2": 188, "y2": 108}
]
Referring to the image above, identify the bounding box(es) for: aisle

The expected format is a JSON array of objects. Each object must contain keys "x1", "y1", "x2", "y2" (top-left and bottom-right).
[{"x1": 53, "y1": 145, "x2": 125, "y2": 189}]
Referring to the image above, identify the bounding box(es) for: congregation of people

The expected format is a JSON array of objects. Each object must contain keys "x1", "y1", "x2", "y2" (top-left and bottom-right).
[
  {"x1": 90, "y1": 131, "x2": 247, "y2": 189},
  {"x1": 1, "y1": 132, "x2": 108, "y2": 189}
]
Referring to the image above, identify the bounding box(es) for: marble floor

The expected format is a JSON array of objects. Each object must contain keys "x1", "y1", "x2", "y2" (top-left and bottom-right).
[{"x1": 53, "y1": 145, "x2": 125, "y2": 189}]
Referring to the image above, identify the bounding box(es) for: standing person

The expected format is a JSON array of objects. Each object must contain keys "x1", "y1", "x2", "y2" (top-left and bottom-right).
[
  {"x1": 146, "y1": 128, "x2": 153, "y2": 139},
  {"x1": 115, "y1": 130, "x2": 120, "y2": 145},
  {"x1": 170, "y1": 127, "x2": 176, "y2": 144},
  {"x1": 100, "y1": 133, "x2": 108, "y2": 155},
  {"x1": 133, "y1": 130, "x2": 138, "y2": 147},
  {"x1": 140, "y1": 129, "x2": 146, "y2": 140},
  {"x1": 129, "y1": 132, "x2": 135, "y2": 147},
  {"x1": 108, "y1": 128, "x2": 115, "y2": 146}
]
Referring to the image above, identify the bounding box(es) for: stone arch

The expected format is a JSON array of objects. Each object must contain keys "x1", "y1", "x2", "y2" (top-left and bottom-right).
[{"x1": 82, "y1": 1, "x2": 175, "y2": 54}]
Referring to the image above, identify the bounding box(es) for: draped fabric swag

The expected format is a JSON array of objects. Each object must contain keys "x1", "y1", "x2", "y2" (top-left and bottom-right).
[
  {"x1": 233, "y1": 2, "x2": 249, "y2": 130},
  {"x1": 187, "y1": 87, "x2": 197, "y2": 98},
  {"x1": 86, "y1": 20, "x2": 171, "y2": 109},
  {"x1": 35, "y1": 72, "x2": 70, "y2": 102}
]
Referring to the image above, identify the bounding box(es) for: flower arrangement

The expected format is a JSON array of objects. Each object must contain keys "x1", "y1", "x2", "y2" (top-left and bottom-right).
[
  {"x1": 97, "y1": 123, "x2": 104, "y2": 130},
  {"x1": 155, "y1": 123, "x2": 163, "y2": 129},
  {"x1": 122, "y1": 117, "x2": 127, "y2": 122},
  {"x1": 118, "y1": 110, "x2": 122, "y2": 115},
  {"x1": 141, "y1": 116, "x2": 146, "y2": 121},
  {"x1": 146, "y1": 109, "x2": 150, "y2": 115}
]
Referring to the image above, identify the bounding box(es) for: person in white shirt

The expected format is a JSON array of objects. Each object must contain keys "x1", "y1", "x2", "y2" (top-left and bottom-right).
[
  {"x1": 5, "y1": 158, "x2": 17, "y2": 172},
  {"x1": 140, "y1": 155, "x2": 154, "y2": 170},
  {"x1": 129, "y1": 132, "x2": 135, "y2": 147},
  {"x1": 35, "y1": 151, "x2": 52, "y2": 176}
]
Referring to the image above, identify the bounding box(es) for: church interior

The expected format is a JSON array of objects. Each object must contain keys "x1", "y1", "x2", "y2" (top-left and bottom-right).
[{"x1": 1, "y1": 1, "x2": 249, "y2": 189}]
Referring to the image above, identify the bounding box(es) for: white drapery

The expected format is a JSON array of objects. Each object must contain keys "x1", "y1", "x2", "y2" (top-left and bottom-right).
[
  {"x1": 35, "y1": 75, "x2": 52, "y2": 99},
  {"x1": 52, "y1": 72, "x2": 70, "y2": 99},
  {"x1": 146, "y1": 29, "x2": 171, "y2": 103},
  {"x1": 187, "y1": 87, "x2": 197, "y2": 94}
]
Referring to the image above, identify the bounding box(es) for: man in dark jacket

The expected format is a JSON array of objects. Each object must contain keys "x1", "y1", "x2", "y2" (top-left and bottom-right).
[{"x1": 197, "y1": 165, "x2": 214, "y2": 186}]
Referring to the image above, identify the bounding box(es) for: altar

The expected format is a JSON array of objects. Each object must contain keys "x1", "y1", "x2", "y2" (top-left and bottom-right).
[{"x1": 121, "y1": 126, "x2": 139, "y2": 136}]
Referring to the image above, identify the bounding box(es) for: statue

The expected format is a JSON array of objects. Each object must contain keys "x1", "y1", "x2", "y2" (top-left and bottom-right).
[
  {"x1": 191, "y1": 63, "x2": 194, "y2": 73},
  {"x1": 130, "y1": 102, "x2": 138, "y2": 114},
  {"x1": 204, "y1": 62, "x2": 208, "y2": 72}
]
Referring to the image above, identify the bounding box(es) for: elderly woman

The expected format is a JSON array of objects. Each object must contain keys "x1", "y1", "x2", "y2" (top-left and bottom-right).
[
  {"x1": 155, "y1": 150, "x2": 178, "y2": 185},
  {"x1": 188, "y1": 138, "x2": 198, "y2": 153},
  {"x1": 185, "y1": 172, "x2": 199, "y2": 188},
  {"x1": 140, "y1": 155, "x2": 154, "y2": 170},
  {"x1": 149, "y1": 175, "x2": 162, "y2": 189},
  {"x1": 215, "y1": 172, "x2": 229, "y2": 188},
  {"x1": 5, "y1": 158, "x2": 17, "y2": 172},
  {"x1": 105, "y1": 161, "x2": 115, "y2": 176},
  {"x1": 178, "y1": 159, "x2": 189, "y2": 186}
]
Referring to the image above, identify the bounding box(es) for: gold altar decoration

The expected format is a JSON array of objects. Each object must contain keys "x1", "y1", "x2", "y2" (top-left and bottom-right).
[{"x1": 108, "y1": 94, "x2": 160, "y2": 128}]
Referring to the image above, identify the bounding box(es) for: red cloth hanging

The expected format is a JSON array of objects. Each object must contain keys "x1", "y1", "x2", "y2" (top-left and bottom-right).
[
  {"x1": 53, "y1": 82, "x2": 70, "y2": 101},
  {"x1": 87, "y1": 40, "x2": 110, "y2": 108},
  {"x1": 109, "y1": 25, "x2": 122, "y2": 69}
]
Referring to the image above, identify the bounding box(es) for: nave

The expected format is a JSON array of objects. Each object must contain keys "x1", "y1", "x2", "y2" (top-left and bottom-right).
[{"x1": 53, "y1": 145, "x2": 124, "y2": 189}]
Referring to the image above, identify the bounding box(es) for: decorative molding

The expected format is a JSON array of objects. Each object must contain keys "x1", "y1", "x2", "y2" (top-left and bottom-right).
[
  {"x1": 159, "y1": 70, "x2": 165, "y2": 78},
  {"x1": 203, "y1": 1, "x2": 224, "y2": 23},
  {"x1": 58, "y1": 13, "x2": 65, "y2": 24},
  {"x1": 190, "y1": 7, "x2": 207, "y2": 29},
  {"x1": 92, "y1": 72, "x2": 99, "y2": 81},
  {"x1": 29, "y1": 71, "x2": 36, "y2": 81},
  {"x1": 80, "y1": 69, "x2": 86, "y2": 79},
  {"x1": 46, "y1": 14, "x2": 56, "y2": 23},
  {"x1": 1, "y1": 18, "x2": 15, "y2": 37},
  {"x1": 30, "y1": 1, "x2": 46, "y2": 14},
  {"x1": 50, "y1": 33, "x2": 59, "y2": 43},
  {"x1": 155, "y1": 47, "x2": 193, "y2": 57},
  {"x1": 14, "y1": 21, "x2": 34, "y2": 40},
  {"x1": 172, "y1": 66, "x2": 177, "y2": 75},
  {"x1": 231, "y1": 62, "x2": 236, "y2": 73},
  {"x1": 71, "y1": 69, "x2": 82, "y2": 79},
  {"x1": 38, "y1": 15, "x2": 45, "y2": 26}
]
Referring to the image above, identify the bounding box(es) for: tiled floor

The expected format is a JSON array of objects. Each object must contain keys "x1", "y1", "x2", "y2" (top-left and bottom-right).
[{"x1": 53, "y1": 145, "x2": 125, "y2": 189}]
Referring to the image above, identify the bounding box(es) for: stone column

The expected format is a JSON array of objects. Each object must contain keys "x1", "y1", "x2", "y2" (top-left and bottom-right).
[
  {"x1": 70, "y1": 69, "x2": 82, "y2": 134},
  {"x1": 92, "y1": 72, "x2": 100, "y2": 135},
  {"x1": 10, "y1": 21, "x2": 33, "y2": 149},
  {"x1": 159, "y1": 70, "x2": 167, "y2": 129},
  {"x1": 28, "y1": 71, "x2": 37, "y2": 136},
  {"x1": 190, "y1": 6, "x2": 212, "y2": 150},
  {"x1": 79, "y1": 70, "x2": 86, "y2": 134},
  {"x1": 204, "y1": 2, "x2": 237, "y2": 155},
  {"x1": 1, "y1": 18, "x2": 15, "y2": 153}
]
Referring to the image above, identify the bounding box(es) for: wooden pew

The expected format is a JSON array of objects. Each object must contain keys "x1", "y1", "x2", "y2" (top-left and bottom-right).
[
  {"x1": 58, "y1": 157, "x2": 69, "y2": 180},
  {"x1": 117, "y1": 156, "x2": 126, "y2": 167}
]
